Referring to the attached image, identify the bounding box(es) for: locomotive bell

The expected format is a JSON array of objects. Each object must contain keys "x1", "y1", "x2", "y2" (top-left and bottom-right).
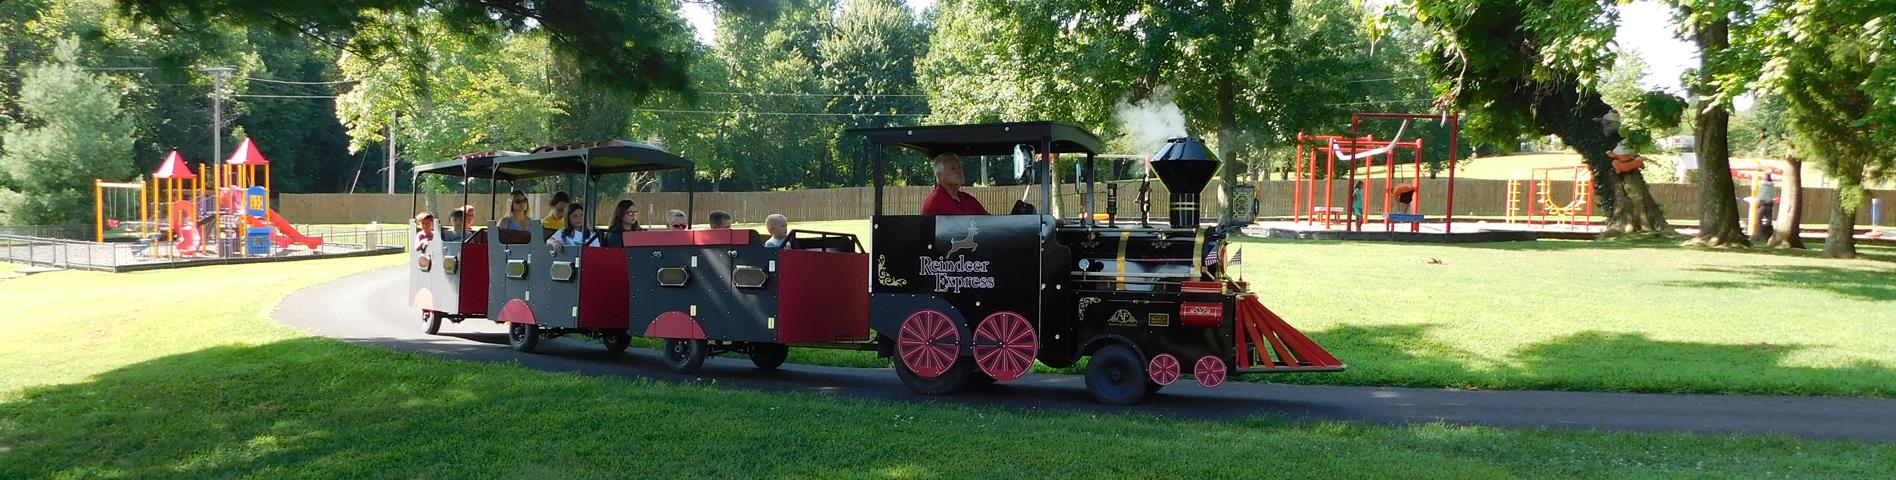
[{"x1": 1149, "y1": 137, "x2": 1220, "y2": 228}]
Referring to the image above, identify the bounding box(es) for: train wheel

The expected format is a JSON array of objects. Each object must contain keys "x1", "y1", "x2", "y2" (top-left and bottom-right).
[
  {"x1": 1085, "y1": 344, "x2": 1151, "y2": 405},
  {"x1": 895, "y1": 354, "x2": 979, "y2": 396},
  {"x1": 749, "y1": 343, "x2": 789, "y2": 370},
  {"x1": 422, "y1": 310, "x2": 443, "y2": 335},
  {"x1": 508, "y1": 322, "x2": 540, "y2": 353},
  {"x1": 1148, "y1": 353, "x2": 1180, "y2": 386},
  {"x1": 601, "y1": 332, "x2": 631, "y2": 352},
  {"x1": 1194, "y1": 356, "x2": 1228, "y2": 388},
  {"x1": 662, "y1": 339, "x2": 708, "y2": 374},
  {"x1": 971, "y1": 311, "x2": 1037, "y2": 382},
  {"x1": 896, "y1": 310, "x2": 959, "y2": 378}
]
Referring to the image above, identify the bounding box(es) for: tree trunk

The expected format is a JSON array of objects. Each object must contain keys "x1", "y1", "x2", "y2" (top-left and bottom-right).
[
  {"x1": 1606, "y1": 170, "x2": 1671, "y2": 235},
  {"x1": 1766, "y1": 155, "x2": 1805, "y2": 248},
  {"x1": 1214, "y1": 74, "x2": 1239, "y2": 225},
  {"x1": 1824, "y1": 178, "x2": 1862, "y2": 258},
  {"x1": 1688, "y1": 12, "x2": 1747, "y2": 247}
]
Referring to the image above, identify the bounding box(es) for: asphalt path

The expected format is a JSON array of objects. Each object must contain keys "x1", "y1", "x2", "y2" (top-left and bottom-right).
[{"x1": 276, "y1": 267, "x2": 1896, "y2": 442}]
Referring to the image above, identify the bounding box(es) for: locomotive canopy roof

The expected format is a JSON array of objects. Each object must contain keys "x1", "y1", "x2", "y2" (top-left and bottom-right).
[{"x1": 847, "y1": 121, "x2": 1105, "y2": 157}]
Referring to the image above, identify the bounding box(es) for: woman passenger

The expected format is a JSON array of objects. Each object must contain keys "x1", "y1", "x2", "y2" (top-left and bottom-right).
[
  {"x1": 602, "y1": 199, "x2": 643, "y2": 247},
  {"x1": 500, "y1": 190, "x2": 533, "y2": 231}
]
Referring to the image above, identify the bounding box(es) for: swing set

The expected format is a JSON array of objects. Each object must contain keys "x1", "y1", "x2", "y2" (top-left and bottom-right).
[{"x1": 1291, "y1": 112, "x2": 1462, "y2": 233}]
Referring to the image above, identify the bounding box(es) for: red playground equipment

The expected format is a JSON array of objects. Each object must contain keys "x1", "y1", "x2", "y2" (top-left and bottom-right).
[
  {"x1": 92, "y1": 139, "x2": 322, "y2": 257},
  {"x1": 1291, "y1": 112, "x2": 1462, "y2": 234}
]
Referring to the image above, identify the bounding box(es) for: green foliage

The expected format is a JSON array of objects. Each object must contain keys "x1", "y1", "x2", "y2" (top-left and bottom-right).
[
  {"x1": 0, "y1": 38, "x2": 136, "y2": 225},
  {"x1": 333, "y1": 14, "x2": 561, "y2": 192},
  {"x1": 112, "y1": 0, "x2": 705, "y2": 100}
]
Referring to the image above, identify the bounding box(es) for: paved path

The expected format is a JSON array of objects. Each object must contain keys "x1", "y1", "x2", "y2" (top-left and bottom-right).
[{"x1": 276, "y1": 267, "x2": 1896, "y2": 442}]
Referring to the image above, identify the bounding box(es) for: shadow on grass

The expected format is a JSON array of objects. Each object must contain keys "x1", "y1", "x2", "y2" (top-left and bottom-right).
[
  {"x1": 1661, "y1": 265, "x2": 1896, "y2": 301},
  {"x1": 1263, "y1": 324, "x2": 1895, "y2": 396},
  {"x1": 1233, "y1": 230, "x2": 1896, "y2": 263}
]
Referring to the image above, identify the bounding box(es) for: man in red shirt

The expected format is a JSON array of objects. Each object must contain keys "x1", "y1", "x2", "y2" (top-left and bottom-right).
[{"x1": 921, "y1": 153, "x2": 990, "y2": 215}]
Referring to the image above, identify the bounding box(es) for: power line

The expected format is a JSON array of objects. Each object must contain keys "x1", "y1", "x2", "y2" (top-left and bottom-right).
[
  {"x1": 244, "y1": 76, "x2": 357, "y2": 85},
  {"x1": 700, "y1": 91, "x2": 928, "y2": 98},
  {"x1": 1348, "y1": 75, "x2": 1425, "y2": 83},
  {"x1": 232, "y1": 94, "x2": 338, "y2": 99},
  {"x1": 0, "y1": 65, "x2": 158, "y2": 71},
  {"x1": 634, "y1": 108, "x2": 928, "y2": 117},
  {"x1": 1326, "y1": 98, "x2": 1434, "y2": 107}
]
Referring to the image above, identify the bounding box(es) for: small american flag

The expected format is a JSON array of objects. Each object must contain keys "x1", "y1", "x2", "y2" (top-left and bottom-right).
[
  {"x1": 1205, "y1": 241, "x2": 1222, "y2": 265},
  {"x1": 1228, "y1": 248, "x2": 1243, "y2": 268}
]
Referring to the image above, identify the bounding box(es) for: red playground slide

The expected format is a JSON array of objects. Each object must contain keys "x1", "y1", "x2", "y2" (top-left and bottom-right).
[{"x1": 265, "y1": 209, "x2": 324, "y2": 250}]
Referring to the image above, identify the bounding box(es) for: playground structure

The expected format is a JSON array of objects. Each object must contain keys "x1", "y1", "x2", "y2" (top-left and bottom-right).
[
  {"x1": 92, "y1": 138, "x2": 323, "y2": 259},
  {"x1": 1503, "y1": 165, "x2": 1597, "y2": 228},
  {"x1": 1290, "y1": 112, "x2": 1461, "y2": 234}
]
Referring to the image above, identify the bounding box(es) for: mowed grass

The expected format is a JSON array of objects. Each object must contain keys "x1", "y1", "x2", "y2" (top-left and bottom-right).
[
  {"x1": 1, "y1": 258, "x2": 1893, "y2": 478},
  {"x1": 771, "y1": 220, "x2": 1896, "y2": 397}
]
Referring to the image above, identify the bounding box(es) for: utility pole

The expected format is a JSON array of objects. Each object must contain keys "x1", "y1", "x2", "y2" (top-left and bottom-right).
[
  {"x1": 202, "y1": 66, "x2": 233, "y2": 161},
  {"x1": 387, "y1": 112, "x2": 397, "y2": 194}
]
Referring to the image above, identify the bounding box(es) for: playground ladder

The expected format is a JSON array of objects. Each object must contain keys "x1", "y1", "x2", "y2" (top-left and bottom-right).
[{"x1": 1504, "y1": 179, "x2": 1521, "y2": 223}]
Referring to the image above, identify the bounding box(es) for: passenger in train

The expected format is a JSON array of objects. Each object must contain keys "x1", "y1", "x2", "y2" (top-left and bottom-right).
[
  {"x1": 500, "y1": 190, "x2": 534, "y2": 231},
  {"x1": 708, "y1": 210, "x2": 733, "y2": 229},
  {"x1": 546, "y1": 203, "x2": 599, "y2": 253},
  {"x1": 542, "y1": 191, "x2": 571, "y2": 230},
  {"x1": 601, "y1": 199, "x2": 643, "y2": 247},
  {"x1": 666, "y1": 209, "x2": 688, "y2": 230},
  {"x1": 763, "y1": 214, "x2": 789, "y2": 249},
  {"x1": 413, "y1": 211, "x2": 436, "y2": 253}
]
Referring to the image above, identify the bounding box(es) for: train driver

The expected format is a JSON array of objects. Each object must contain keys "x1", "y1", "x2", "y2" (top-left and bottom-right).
[{"x1": 921, "y1": 153, "x2": 989, "y2": 216}]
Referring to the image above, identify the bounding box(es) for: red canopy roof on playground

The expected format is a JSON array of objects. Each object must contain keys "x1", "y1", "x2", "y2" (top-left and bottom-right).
[
  {"x1": 224, "y1": 138, "x2": 270, "y2": 166},
  {"x1": 152, "y1": 151, "x2": 197, "y2": 179}
]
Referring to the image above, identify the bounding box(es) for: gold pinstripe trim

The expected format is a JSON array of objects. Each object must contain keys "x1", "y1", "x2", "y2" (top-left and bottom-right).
[
  {"x1": 1190, "y1": 229, "x2": 1206, "y2": 278},
  {"x1": 1115, "y1": 230, "x2": 1129, "y2": 291}
]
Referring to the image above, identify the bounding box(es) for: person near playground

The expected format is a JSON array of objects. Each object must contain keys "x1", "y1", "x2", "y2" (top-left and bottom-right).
[
  {"x1": 541, "y1": 191, "x2": 571, "y2": 230},
  {"x1": 708, "y1": 210, "x2": 733, "y2": 229},
  {"x1": 922, "y1": 153, "x2": 989, "y2": 215},
  {"x1": 501, "y1": 190, "x2": 534, "y2": 231},
  {"x1": 1753, "y1": 173, "x2": 1781, "y2": 242},
  {"x1": 602, "y1": 199, "x2": 643, "y2": 247},
  {"x1": 1350, "y1": 181, "x2": 1365, "y2": 225},
  {"x1": 1394, "y1": 184, "x2": 1418, "y2": 214},
  {"x1": 546, "y1": 203, "x2": 598, "y2": 253},
  {"x1": 764, "y1": 213, "x2": 790, "y2": 248},
  {"x1": 666, "y1": 209, "x2": 688, "y2": 230}
]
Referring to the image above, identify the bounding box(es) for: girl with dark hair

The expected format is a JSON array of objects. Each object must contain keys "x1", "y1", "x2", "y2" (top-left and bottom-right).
[
  {"x1": 545, "y1": 203, "x2": 598, "y2": 253},
  {"x1": 603, "y1": 199, "x2": 643, "y2": 247}
]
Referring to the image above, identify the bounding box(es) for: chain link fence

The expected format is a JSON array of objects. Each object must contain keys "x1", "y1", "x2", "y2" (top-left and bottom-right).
[{"x1": 0, "y1": 225, "x2": 406, "y2": 272}]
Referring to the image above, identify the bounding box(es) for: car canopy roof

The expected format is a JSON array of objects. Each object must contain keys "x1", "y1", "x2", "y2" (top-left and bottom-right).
[{"x1": 489, "y1": 140, "x2": 692, "y2": 180}]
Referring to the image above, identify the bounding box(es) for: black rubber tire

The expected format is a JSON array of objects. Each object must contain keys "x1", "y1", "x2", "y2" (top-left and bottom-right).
[
  {"x1": 1085, "y1": 343, "x2": 1150, "y2": 405},
  {"x1": 895, "y1": 354, "x2": 979, "y2": 396},
  {"x1": 508, "y1": 322, "x2": 540, "y2": 353},
  {"x1": 422, "y1": 310, "x2": 443, "y2": 335},
  {"x1": 663, "y1": 339, "x2": 708, "y2": 373},
  {"x1": 601, "y1": 332, "x2": 631, "y2": 352},
  {"x1": 749, "y1": 343, "x2": 789, "y2": 370}
]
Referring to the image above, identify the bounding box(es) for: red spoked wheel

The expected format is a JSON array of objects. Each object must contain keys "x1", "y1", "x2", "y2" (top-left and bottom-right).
[
  {"x1": 897, "y1": 310, "x2": 960, "y2": 378},
  {"x1": 1148, "y1": 353, "x2": 1180, "y2": 386},
  {"x1": 1194, "y1": 356, "x2": 1228, "y2": 388},
  {"x1": 971, "y1": 311, "x2": 1037, "y2": 382}
]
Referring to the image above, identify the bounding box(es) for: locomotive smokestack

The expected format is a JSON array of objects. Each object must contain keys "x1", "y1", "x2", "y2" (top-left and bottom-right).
[{"x1": 1149, "y1": 137, "x2": 1220, "y2": 228}]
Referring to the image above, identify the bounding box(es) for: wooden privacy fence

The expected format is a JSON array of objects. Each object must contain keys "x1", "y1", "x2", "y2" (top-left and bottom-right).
[{"x1": 281, "y1": 180, "x2": 1896, "y2": 226}]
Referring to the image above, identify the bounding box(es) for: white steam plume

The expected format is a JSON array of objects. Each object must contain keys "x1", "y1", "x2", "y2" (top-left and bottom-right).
[{"x1": 1113, "y1": 88, "x2": 1188, "y2": 156}]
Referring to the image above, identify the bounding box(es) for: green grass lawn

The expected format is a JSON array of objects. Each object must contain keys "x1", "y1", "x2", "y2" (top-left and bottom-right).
[
  {"x1": 1, "y1": 256, "x2": 1891, "y2": 478},
  {"x1": 770, "y1": 220, "x2": 1896, "y2": 397}
]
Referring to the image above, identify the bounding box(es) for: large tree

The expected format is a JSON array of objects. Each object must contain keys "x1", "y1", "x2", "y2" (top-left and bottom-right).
[
  {"x1": 1405, "y1": 0, "x2": 1673, "y2": 237},
  {"x1": 1673, "y1": 0, "x2": 1758, "y2": 246},
  {"x1": 1751, "y1": 0, "x2": 1895, "y2": 258},
  {"x1": 0, "y1": 38, "x2": 137, "y2": 225}
]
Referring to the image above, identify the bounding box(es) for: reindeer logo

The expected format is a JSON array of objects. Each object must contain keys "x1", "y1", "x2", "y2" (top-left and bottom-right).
[{"x1": 945, "y1": 222, "x2": 979, "y2": 257}]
